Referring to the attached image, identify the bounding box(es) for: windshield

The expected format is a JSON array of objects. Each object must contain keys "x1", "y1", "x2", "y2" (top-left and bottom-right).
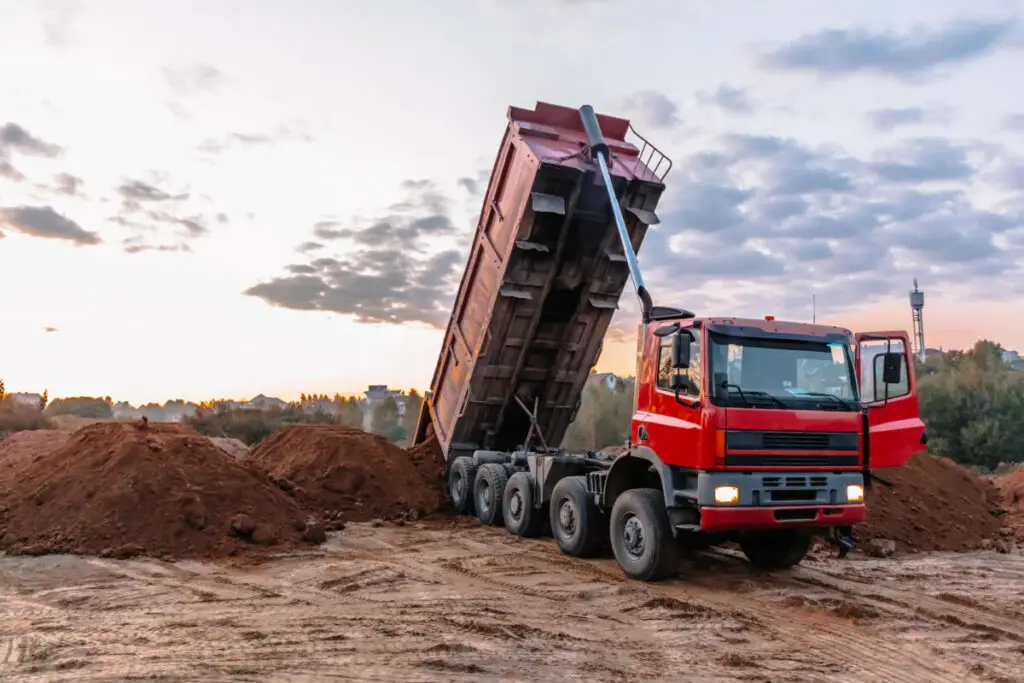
[{"x1": 708, "y1": 333, "x2": 859, "y2": 410}]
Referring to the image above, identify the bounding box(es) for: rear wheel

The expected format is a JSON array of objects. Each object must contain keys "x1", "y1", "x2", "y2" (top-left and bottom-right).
[
  {"x1": 503, "y1": 472, "x2": 542, "y2": 537},
  {"x1": 448, "y1": 457, "x2": 476, "y2": 515},
  {"x1": 549, "y1": 476, "x2": 604, "y2": 557},
  {"x1": 609, "y1": 488, "x2": 678, "y2": 582},
  {"x1": 474, "y1": 464, "x2": 508, "y2": 526},
  {"x1": 739, "y1": 529, "x2": 812, "y2": 570}
]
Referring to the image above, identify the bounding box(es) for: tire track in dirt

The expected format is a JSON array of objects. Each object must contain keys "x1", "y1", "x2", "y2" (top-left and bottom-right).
[{"x1": 450, "y1": 526, "x2": 993, "y2": 683}]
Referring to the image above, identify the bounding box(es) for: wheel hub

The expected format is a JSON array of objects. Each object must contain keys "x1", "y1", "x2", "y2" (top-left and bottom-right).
[
  {"x1": 479, "y1": 480, "x2": 492, "y2": 512},
  {"x1": 509, "y1": 490, "x2": 522, "y2": 519},
  {"x1": 558, "y1": 500, "x2": 577, "y2": 536},
  {"x1": 622, "y1": 514, "x2": 646, "y2": 558}
]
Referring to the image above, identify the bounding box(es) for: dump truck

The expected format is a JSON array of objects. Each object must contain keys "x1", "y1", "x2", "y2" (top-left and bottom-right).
[{"x1": 412, "y1": 101, "x2": 927, "y2": 581}]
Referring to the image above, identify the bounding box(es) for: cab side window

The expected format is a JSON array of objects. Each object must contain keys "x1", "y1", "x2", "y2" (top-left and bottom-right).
[
  {"x1": 861, "y1": 339, "x2": 910, "y2": 401},
  {"x1": 656, "y1": 330, "x2": 702, "y2": 396}
]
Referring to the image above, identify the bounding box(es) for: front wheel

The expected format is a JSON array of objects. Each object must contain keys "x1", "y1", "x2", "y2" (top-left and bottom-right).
[
  {"x1": 609, "y1": 488, "x2": 678, "y2": 582},
  {"x1": 739, "y1": 529, "x2": 812, "y2": 570}
]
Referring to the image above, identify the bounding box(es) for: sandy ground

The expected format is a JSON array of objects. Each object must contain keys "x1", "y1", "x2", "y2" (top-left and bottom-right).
[{"x1": 1, "y1": 518, "x2": 1022, "y2": 683}]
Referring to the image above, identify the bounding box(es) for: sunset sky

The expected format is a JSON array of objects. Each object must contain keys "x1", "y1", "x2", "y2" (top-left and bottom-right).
[{"x1": 2, "y1": 0, "x2": 1023, "y2": 403}]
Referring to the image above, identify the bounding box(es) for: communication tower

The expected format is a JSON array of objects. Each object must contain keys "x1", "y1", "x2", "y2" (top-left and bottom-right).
[{"x1": 910, "y1": 279, "x2": 925, "y2": 362}]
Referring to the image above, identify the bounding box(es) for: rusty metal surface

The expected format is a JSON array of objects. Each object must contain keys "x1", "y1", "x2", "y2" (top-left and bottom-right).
[{"x1": 415, "y1": 102, "x2": 672, "y2": 459}]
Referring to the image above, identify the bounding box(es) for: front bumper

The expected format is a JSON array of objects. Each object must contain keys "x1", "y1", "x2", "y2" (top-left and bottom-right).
[
  {"x1": 695, "y1": 469, "x2": 865, "y2": 532},
  {"x1": 700, "y1": 503, "x2": 865, "y2": 532}
]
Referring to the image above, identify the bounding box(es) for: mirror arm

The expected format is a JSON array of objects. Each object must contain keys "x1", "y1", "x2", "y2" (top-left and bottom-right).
[{"x1": 674, "y1": 387, "x2": 700, "y2": 409}]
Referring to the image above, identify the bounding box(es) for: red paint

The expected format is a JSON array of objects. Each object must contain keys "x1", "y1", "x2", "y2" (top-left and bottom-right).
[{"x1": 700, "y1": 505, "x2": 866, "y2": 532}]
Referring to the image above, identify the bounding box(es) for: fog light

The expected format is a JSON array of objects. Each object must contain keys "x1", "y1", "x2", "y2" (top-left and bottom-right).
[
  {"x1": 847, "y1": 484, "x2": 864, "y2": 502},
  {"x1": 714, "y1": 485, "x2": 740, "y2": 504}
]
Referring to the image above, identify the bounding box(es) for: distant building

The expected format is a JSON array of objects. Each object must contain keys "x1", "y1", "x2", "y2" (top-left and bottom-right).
[
  {"x1": 359, "y1": 385, "x2": 406, "y2": 430},
  {"x1": 7, "y1": 392, "x2": 42, "y2": 406},
  {"x1": 249, "y1": 394, "x2": 288, "y2": 410},
  {"x1": 1003, "y1": 350, "x2": 1021, "y2": 364}
]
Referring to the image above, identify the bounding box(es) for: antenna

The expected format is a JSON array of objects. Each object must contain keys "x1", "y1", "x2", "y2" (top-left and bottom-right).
[{"x1": 909, "y1": 279, "x2": 925, "y2": 362}]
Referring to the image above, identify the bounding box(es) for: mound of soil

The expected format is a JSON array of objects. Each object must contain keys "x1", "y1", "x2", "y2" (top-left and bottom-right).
[
  {"x1": 252, "y1": 426, "x2": 448, "y2": 522},
  {"x1": 856, "y1": 452, "x2": 1005, "y2": 552},
  {"x1": 210, "y1": 436, "x2": 250, "y2": 460},
  {"x1": 0, "y1": 422, "x2": 322, "y2": 559},
  {"x1": 407, "y1": 435, "x2": 448, "y2": 512},
  {"x1": 0, "y1": 430, "x2": 70, "y2": 488},
  {"x1": 994, "y1": 465, "x2": 1024, "y2": 542}
]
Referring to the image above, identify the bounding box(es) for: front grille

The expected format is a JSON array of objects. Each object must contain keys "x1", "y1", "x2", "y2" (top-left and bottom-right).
[
  {"x1": 762, "y1": 431, "x2": 831, "y2": 450},
  {"x1": 726, "y1": 430, "x2": 859, "y2": 452},
  {"x1": 725, "y1": 454, "x2": 859, "y2": 468}
]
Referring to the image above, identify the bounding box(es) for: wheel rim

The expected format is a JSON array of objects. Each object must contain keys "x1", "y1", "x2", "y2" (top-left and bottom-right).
[
  {"x1": 450, "y1": 471, "x2": 465, "y2": 503},
  {"x1": 479, "y1": 479, "x2": 492, "y2": 514},
  {"x1": 557, "y1": 498, "x2": 578, "y2": 538},
  {"x1": 509, "y1": 489, "x2": 523, "y2": 521},
  {"x1": 621, "y1": 513, "x2": 646, "y2": 559}
]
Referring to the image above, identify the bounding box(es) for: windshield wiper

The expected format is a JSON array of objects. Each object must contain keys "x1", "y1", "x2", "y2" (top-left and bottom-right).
[
  {"x1": 720, "y1": 383, "x2": 787, "y2": 409},
  {"x1": 797, "y1": 391, "x2": 856, "y2": 411}
]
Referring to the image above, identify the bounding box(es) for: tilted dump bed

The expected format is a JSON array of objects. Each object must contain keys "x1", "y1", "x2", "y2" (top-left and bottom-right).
[{"x1": 414, "y1": 102, "x2": 672, "y2": 460}]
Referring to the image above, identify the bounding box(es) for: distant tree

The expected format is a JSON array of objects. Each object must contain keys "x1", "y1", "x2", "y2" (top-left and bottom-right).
[
  {"x1": 402, "y1": 389, "x2": 424, "y2": 443},
  {"x1": 371, "y1": 396, "x2": 400, "y2": 436},
  {"x1": 0, "y1": 379, "x2": 5, "y2": 401},
  {"x1": 336, "y1": 396, "x2": 364, "y2": 428},
  {"x1": 562, "y1": 381, "x2": 633, "y2": 452},
  {"x1": 45, "y1": 396, "x2": 114, "y2": 419},
  {"x1": 39, "y1": 389, "x2": 48, "y2": 411},
  {"x1": 387, "y1": 424, "x2": 407, "y2": 443}
]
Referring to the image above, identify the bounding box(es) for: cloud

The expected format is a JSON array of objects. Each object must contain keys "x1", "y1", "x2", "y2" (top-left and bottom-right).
[
  {"x1": 110, "y1": 176, "x2": 216, "y2": 252},
  {"x1": 0, "y1": 123, "x2": 63, "y2": 181},
  {"x1": 197, "y1": 126, "x2": 313, "y2": 154},
  {"x1": 621, "y1": 91, "x2": 681, "y2": 128},
  {"x1": 698, "y1": 85, "x2": 754, "y2": 115},
  {"x1": 246, "y1": 179, "x2": 467, "y2": 327},
  {"x1": 161, "y1": 64, "x2": 226, "y2": 94},
  {"x1": 618, "y1": 131, "x2": 1023, "y2": 327},
  {"x1": 51, "y1": 172, "x2": 84, "y2": 196},
  {"x1": 117, "y1": 179, "x2": 189, "y2": 206},
  {"x1": 40, "y1": 0, "x2": 82, "y2": 47},
  {"x1": 867, "y1": 107, "x2": 953, "y2": 132},
  {"x1": 0, "y1": 205, "x2": 100, "y2": 245},
  {"x1": 122, "y1": 238, "x2": 193, "y2": 254},
  {"x1": 760, "y1": 17, "x2": 1020, "y2": 80},
  {"x1": 43, "y1": 326, "x2": 58, "y2": 333},
  {"x1": 1003, "y1": 113, "x2": 1024, "y2": 131}
]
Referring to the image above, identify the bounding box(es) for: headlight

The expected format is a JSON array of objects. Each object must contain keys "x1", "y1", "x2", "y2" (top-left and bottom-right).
[
  {"x1": 714, "y1": 485, "x2": 740, "y2": 504},
  {"x1": 847, "y1": 484, "x2": 864, "y2": 502}
]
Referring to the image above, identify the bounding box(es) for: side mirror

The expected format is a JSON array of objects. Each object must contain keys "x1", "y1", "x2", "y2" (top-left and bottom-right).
[
  {"x1": 672, "y1": 330, "x2": 691, "y2": 369},
  {"x1": 881, "y1": 352, "x2": 903, "y2": 385}
]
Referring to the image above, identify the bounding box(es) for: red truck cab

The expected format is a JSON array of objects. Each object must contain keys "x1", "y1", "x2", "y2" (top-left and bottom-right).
[{"x1": 605, "y1": 311, "x2": 926, "y2": 570}]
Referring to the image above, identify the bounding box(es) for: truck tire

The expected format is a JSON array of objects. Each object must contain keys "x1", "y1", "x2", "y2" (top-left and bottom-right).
[
  {"x1": 448, "y1": 457, "x2": 477, "y2": 515},
  {"x1": 739, "y1": 529, "x2": 812, "y2": 570},
  {"x1": 549, "y1": 476, "x2": 604, "y2": 558},
  {"x1": 474, "y1": 463, "x2": 508, "y2": 527},
  {"x1": 503, "y1": 472, "x2": 542, "y2": 537},
  {"x1": 609, "y1": 488, "x2": 678, "y2": 582}
]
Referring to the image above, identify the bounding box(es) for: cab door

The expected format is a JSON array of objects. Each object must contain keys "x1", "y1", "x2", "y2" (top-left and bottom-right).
[{"x1": 855, "y1": 331, "x2": 926, "y2": 469}]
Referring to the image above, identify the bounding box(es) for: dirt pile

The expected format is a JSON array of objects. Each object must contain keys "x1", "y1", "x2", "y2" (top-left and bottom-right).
[
  {"x1": 0, "y1": 422, "x2": 323, "y2": 559},
  {"x1": 252, "y1": 426, "x2": 448, "y2": 522},
  {"x1": 210, "y1": 436, "x2": 250, "y2": 460},
  {"x1": 994, "y1": 465, "x2": 1024, "y2": 542},
  {"x1": 0, "y1": 430, "x2": 70, "y2": 488},
  {"x1": 856, "y1": 452, "x2": 1005, "y2": 552}
]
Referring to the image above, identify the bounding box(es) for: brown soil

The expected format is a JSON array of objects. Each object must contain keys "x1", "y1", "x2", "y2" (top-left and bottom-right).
[
  {"x1": 994, "y1": 465, "x2": 1024, "y2": 542},
  {"x1": 0, "y1": 421, "x2": 320, "y2": 560},
  {"x1": 0, "y1": 430, "x2": 70, "y2": 488},
  {"x1": 209, "y1": 436, "x2": 250, "y2": 460},
  {"x1": 856, "y1": 452, "x2": 1005, "y2": 551},
  {"x1": 251, "y1": 426, "x2": 449, "y2": 522}
]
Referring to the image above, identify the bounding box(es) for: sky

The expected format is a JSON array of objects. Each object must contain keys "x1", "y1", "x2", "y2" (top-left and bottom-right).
[{"x1": 1, "y1": 0, "x2": 1023, "y2": 403}]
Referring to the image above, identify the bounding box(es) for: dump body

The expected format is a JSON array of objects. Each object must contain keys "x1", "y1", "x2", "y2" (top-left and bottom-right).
[{"x1": 414, "y1": 102, "x2": 671, "y2": 461}]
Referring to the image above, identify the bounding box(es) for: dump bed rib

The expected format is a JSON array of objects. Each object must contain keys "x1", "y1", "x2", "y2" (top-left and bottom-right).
[{"x1": 414, "y1": 102, "x2": 672, "y2": 460}]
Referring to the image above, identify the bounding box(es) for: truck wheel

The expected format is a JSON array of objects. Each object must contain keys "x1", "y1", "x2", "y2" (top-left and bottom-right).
[
  {"x1": 739, "y1": 529, "x2": 812, "y2": 570},
  {"x1": 503, "y1": 472, "x2": 541, "y2": 537},
  {"x1": 474, "y1": 463, "x2": 508, "y2": 527},
  {"x1": 448, "y1": 457, "x2": 477, "y2": 515},
  {"x1": 609, "y1": 488, "x2": 678, "y2": 582},
  {"x1": 549, "y1": 476, "x2": 603, "y2": 558}
]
